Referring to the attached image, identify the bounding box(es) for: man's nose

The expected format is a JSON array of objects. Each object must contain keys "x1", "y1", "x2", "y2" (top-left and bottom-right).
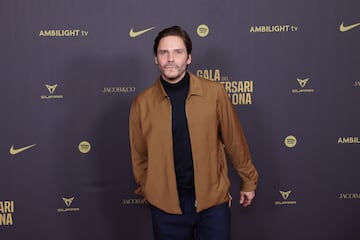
[{"x1": 168, "y1": 52, "x2": 174, "y2": 61}]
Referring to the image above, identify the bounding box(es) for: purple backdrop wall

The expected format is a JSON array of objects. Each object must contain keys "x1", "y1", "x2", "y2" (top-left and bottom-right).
[{"x1": 1, "y1": 0, "x2": 359, "y2": 239}]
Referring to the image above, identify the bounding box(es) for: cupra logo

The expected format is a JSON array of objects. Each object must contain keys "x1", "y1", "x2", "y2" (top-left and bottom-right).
[
  {"x1": 279, "y1": 190, "x2": 292, "y2": 200},
  {"x1": 45, "y1": 84, "x2": 58, "y2": 94},
  {"x1": 41, "y1": 83, "x2": 63, "y2": 99},
  {"x1": 129, "y1": 26, "x2": 155, "y2": 38},
  {"x1": 274, "y1": 189, "x2": 297, "y2": 205},
  {"x1": 62, "y1": 197, "x2": 74, "y2": 207},
  {"x1": 297, "y1": 78, "x2": 309, "y2": 88},
  {"x1": 339, "y1": 22, "x2": 360, "y2": 32},
  {"x1": 57, "y1": 196, "x2": 80, "y2": 212}
]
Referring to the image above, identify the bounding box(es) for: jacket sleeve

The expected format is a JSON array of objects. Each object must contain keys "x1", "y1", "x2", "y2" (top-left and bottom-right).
[
  {"x1": 217, "y1": 85, "x2": 259, "y2": 192},
  {"x1": 129, "y1": 98, "x2": 148, "y2": 196}
]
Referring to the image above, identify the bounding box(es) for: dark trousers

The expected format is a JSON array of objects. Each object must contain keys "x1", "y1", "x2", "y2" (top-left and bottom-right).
[{"x1": 149, "y1": 193, "x2": 230, "y2": 240}]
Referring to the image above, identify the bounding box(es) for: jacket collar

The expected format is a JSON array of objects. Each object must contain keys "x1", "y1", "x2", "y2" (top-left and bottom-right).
[{"x1": 154, "y1": 72, "x2": 204, "y2": 103}]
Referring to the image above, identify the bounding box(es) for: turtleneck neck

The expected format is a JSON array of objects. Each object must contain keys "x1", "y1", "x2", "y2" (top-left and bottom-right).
[{"x1": 161, "y1": 72, "x2": 190, "y2": 90}]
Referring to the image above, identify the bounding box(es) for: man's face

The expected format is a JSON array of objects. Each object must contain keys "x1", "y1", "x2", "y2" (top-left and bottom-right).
[{"x1": 155, "y1": 35, "x2": 191, "y2": 84}]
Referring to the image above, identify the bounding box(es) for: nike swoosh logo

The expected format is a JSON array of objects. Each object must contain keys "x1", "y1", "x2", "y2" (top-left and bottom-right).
[
  {"x1": 339, "y1": 22, "x2": 360, "y2": 32},
  {"x1": 129, "y1": 27, "x2": 155, "y2": 38},
  {"x1": 10, "y1": 144, "x2": 36, "y2": 155}
]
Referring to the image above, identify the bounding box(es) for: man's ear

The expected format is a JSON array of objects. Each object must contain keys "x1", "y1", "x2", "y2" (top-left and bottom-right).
[
  {"x1": 155, "y1": 56, "x2": 158, "y2": 65},
  {"x1": 187, "y1": 54, "x2": 192, "y2": 65}
]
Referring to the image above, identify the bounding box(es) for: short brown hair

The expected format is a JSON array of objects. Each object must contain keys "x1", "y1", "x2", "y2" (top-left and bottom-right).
[{"x1": 153, "y1": 26, "x2": 192, "y2": 55}]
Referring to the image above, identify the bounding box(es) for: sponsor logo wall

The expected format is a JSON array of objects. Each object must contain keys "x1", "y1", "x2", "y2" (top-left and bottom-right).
[{"x1": 0, "y1": 1, "x2": 359, "y2": 239}]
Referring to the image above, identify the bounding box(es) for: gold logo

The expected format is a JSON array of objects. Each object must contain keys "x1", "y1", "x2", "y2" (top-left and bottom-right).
[
  {"x1": 9, "y1": 144, "x2": 36, "y2": 155},
  {"x1": 129, "y1": 27, "x2": 155, "y2": 38},
  {"x1": 45, "y1": 84, "x2": 58, "y2": 94},
  {"x1": 41, "y1": 84, "x2": 63, "y2": 99},
  {"x1": 78, "y1": 141, "x2": 91, "y2": 153},
  {"x1": 280, "y1": 190, "x2": 292, "y2": 200},
  {"x1": 197, "y1": 24, "x2": 209, "y2": 37},
  {"x1": 62, "y1": 197, "x2": 74, "y2": 207},
  {"x1": 284, "y1": 135, "x2": 297, "y2": 148},
  {"x1": 292, "y1": 78, "x2": 314, "y2": 93},
  {"x1": 297, "y1": 78, "x2": 309, "y2": 88},
  {"x1": 339, "y1": 22, "x2": 360, "y2": 32},
  {"x1": 57, "y1": 197, "x2": 80, "y2": 212},
  {"x1": 275, "y1": 190, "x2": 297, "y2": 205}
]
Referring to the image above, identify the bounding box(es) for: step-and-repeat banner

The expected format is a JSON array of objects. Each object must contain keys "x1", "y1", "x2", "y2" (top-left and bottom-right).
[{"x1": 1, "y1": 0, "x2": 359, "y2": 239}]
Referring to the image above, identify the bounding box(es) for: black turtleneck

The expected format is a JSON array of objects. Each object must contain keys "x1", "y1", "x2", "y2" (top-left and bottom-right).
[{"x1": 161, "y1": 73, "x2": 195, "y2": 196}]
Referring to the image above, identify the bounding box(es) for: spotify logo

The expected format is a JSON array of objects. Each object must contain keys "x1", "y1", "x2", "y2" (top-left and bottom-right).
[
  {"x1": 284, "y1": 135, "x2": 297, "y2": 148},
  {"x1": 197, "y1": 24, "x2": 209, "y2": 37},
  {"x1": 78, "y1": 141, "x2": 91, "y2": 153}
]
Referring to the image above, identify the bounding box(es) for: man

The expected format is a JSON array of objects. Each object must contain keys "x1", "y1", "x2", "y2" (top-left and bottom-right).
[{"x1": 129, "y1": 25, "x2": 258, "y2": 240}]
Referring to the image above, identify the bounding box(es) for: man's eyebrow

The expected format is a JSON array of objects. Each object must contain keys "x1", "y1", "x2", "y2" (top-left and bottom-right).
[{"x1": 158, "y1": 48, "x2": 185, "y2": 51}]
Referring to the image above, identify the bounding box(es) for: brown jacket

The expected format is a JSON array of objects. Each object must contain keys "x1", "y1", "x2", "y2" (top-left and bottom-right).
[{"x1": 129, "y1": 72, "x2": 258, "y2": 214}]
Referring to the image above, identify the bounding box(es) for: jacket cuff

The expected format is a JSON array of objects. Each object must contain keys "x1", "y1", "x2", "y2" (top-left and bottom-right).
[{"x1": 240, "y1": 181, "x2": 258, "y2": 192}]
